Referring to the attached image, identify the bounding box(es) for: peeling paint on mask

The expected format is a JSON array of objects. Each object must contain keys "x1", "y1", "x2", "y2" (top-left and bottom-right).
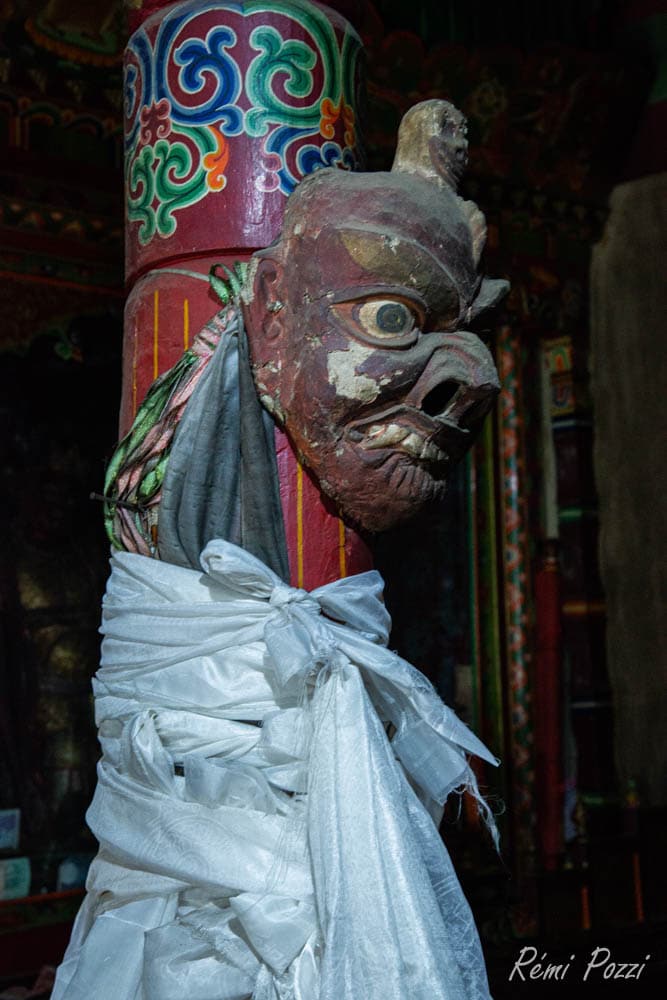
[
  {"x1": 241, "y1": 100, "x2": 508, "y2": 533},
  {"x1": 259, "y1": 392, "x2": 285, "y2": 423},
  {"x1": 327, "y1": 342, "x2": 381, "y2": 402},
  {"x1": 240, "y1": 257, "x2": 260, "y2": 305}
]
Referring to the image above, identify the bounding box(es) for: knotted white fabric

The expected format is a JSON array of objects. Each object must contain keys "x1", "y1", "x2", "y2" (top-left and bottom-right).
[{"x1": 53, "y1": 539, "x2": 498, "y2": 1000}]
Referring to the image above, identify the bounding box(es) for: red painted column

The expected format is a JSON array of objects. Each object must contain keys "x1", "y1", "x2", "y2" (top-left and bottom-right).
[{"x1": 122, "y1": 0, "x2": 372, "y2": 585}]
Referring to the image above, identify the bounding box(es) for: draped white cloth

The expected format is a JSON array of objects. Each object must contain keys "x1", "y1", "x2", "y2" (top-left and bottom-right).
[{"x1": 53, "y1": 539, "x2": 498, "y2": 1000}]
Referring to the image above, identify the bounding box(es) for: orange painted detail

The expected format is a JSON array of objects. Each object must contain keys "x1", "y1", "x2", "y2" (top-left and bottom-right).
[
  {"x1": 203, "y1": 126, "x2": 230, "y2": 192},
  {"x1": 319, "y1": 96, "x2": 339, "y2": 138},
  {"x1": 319, "y1": 97, "x2": 355, "y2": 148},
  {"x1": 183, "y1": 297, "x2": 190, "y2": 350}
]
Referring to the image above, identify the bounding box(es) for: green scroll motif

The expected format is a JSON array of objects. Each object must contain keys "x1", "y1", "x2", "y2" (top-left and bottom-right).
[
  {"x1": 245, "y1": 26, "x2": 319, "y2": 136},
  {"x1": 128, "y1": 126, "x2": 217, "y2": 243},
  {"x1": 125, "y1": 0, "x2": 361, "y2": 246},
  {"x1": 127, "y1": 146, "x2": 157, "y2": 243},
  {"x1": 244, "y1": 0, "x2": 343, "y2": 137}
]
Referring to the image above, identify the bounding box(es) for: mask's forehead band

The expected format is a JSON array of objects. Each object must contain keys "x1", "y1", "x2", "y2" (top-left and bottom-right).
[{"x1": 286, "y1": 225, "x2": 465, "y2": 316}]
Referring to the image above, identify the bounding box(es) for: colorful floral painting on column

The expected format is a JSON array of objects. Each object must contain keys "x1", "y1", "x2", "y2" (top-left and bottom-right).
[{"x1": 124, "y1": 0, "x2": 364, "y2": 269}]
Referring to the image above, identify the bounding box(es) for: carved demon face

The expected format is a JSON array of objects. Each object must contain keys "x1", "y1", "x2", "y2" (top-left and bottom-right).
[{"x1": 242, "y1": 101, "x2": 507, "y2": 533}]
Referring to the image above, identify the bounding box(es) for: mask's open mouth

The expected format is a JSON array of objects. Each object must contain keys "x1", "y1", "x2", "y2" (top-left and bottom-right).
[
  {"x1": 346, "y1": 402, "x2": 471, "y2": 467},
  {"x1": 356, "y1": 421, "x2": 450, "y2": 463}
]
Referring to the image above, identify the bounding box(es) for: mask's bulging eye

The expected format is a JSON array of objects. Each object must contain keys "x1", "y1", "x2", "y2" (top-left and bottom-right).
[{"x1": 357, "y1": 300, "x2": 417, "y2": 339}]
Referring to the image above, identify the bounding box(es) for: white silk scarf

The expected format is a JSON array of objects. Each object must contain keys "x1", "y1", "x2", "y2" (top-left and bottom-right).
[{"x1": 53, "y1": 539, "x2": 498, "y2": 1000}]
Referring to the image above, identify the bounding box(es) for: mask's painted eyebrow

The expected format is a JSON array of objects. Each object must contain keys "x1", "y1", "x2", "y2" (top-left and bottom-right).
[
  {"x1": 336, "y1": 228, "x2": 461, "y2": 318},
  {"x1": 326, "y1": 285, "x2": 428, "y2": 310}
]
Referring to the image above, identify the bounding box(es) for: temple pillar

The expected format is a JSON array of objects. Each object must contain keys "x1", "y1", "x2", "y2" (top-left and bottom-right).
[{"x1": 122, "y1": 0, "x2": 372, "y2": 585}]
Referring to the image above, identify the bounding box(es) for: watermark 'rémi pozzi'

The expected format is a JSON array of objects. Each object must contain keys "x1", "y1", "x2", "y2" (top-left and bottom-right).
[{"x1": 509, "y1": 946, "x2": 651, "y2": 983}]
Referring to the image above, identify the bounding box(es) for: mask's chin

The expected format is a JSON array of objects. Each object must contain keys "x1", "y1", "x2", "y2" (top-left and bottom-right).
[{"x1": 310, "y1": 435, "x2": 450, "y2": 534}]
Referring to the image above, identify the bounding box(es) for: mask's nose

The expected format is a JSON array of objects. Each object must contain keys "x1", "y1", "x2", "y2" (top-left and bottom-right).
[{"x1": 405, "y1": 331, "x2": 500, "y2": 448}]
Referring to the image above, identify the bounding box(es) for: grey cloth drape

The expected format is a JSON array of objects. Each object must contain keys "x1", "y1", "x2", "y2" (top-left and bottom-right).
[{"x1": 158, "y1": 308, "x2": 289, "y2": 582}]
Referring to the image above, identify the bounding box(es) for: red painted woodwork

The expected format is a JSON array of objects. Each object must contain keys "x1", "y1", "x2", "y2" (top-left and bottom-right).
[{"x1": 122, "y1": 1, "x2": 371, "y2": 587}]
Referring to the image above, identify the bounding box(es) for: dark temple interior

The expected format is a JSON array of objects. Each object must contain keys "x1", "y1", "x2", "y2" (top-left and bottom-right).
[{"x1": 1, "y1": 1, "x2": 665, "y2": 996}]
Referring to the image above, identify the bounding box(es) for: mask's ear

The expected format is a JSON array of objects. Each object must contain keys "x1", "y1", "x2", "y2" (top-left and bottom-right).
[
  {"x1": 242, "y1": 253, "x2": 287, "y2": 346},
  {"x1": 467, "y1": 277, "x2": 509, "y2": 323}
]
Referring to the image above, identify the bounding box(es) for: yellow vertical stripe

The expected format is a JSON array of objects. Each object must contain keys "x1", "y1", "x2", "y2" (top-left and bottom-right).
[
  {"x1": 183, "y1": 297, "x2": 190, "y2": 350},
  {"x1": 153, "y1": 289, "x2": 159, "y2": 379},
  {"x1": 296, "y1": 462, "x2": 304, "y2": 588},
  {"x1": 338, "y1": 518, "x2": 347, "y2": 579}
]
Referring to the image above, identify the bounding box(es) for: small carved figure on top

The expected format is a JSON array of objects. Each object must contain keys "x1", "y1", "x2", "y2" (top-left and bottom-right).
[{"x1": 242, "y1": 99, "x2": 507, "y2": 532}]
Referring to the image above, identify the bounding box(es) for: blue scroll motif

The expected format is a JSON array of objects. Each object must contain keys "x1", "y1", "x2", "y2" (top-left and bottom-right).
[
  {"x1": 124, "y1": 30, "x2": 153, "y2": 154},
  {"x1": 152, "y1": 6, "x2": 242, "y2": 135},
  {"x1": 262, "y1": 124, "x2": 314, "y2": 194},
  {"x1": 170, "y1": 27, "x2": 243, "y2": 134},
  {"x1": 296, "y1": 140, "x2": 355, "y2": 178},
  {"x1": 124, "y1": 0, "x2": 362, "y2": 242}
]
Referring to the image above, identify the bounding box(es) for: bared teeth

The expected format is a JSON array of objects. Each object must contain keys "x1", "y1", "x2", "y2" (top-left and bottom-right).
[
  {"x1": 362, "y1": 422, "x2": 448, "y2": 463},
  {"x1": 401, "y1": 432, "x2": 424, "y2": 457},
  {"x1": 365, "y1": 422, "x2": 410, "y2": 448},
  {"x1": 420, "y1": 439, "x2": 448, "y2": 463}
]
